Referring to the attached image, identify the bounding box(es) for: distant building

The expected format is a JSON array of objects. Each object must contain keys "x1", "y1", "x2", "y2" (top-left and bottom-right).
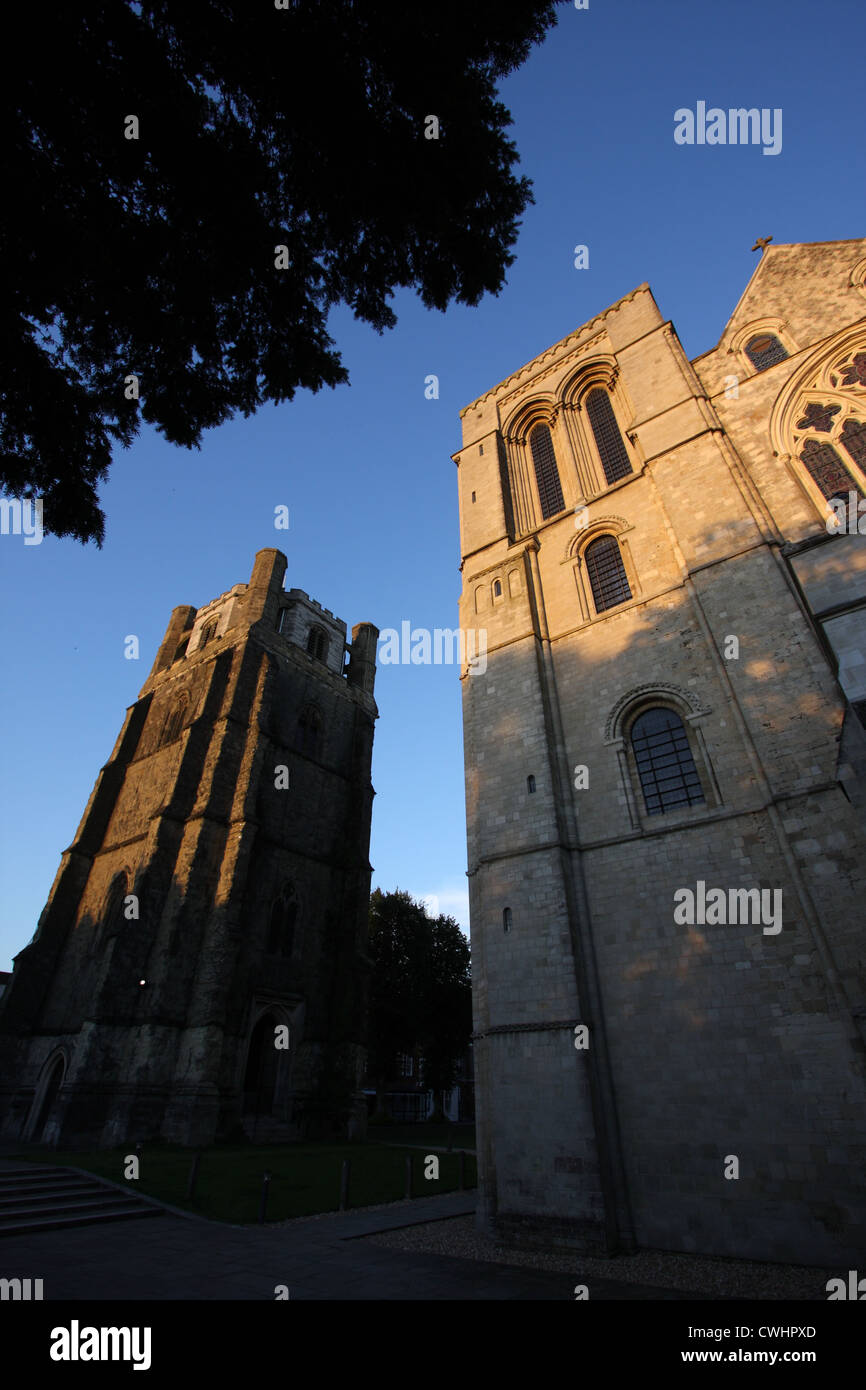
[
  {"x1": 456, "y1": 239, "x2": 866, "y2": 1265},
  {"x1": 364, "y1": 1044, "x2": 474, "y2": 1123},
  {"x1": 0, "y1": 550, "x2": 378, "y2": 1149}
]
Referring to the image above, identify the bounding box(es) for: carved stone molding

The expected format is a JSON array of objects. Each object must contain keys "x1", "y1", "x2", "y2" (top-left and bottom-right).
[{"x1": 604, "y1": 682, "x2": 711, "y2": 744}]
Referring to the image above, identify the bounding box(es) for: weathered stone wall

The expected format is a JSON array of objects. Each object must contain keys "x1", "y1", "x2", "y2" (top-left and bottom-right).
[
  {"x1": 458, "y1": 242, "x2": 866, "y2": 1264},
  {"x1": 0, "y1": 549, "x2": 377, "y2": 1150}
]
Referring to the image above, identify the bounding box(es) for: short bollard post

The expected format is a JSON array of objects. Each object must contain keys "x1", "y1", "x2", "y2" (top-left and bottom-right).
[
  {"x1": 405, "y1": 1154, "x2": 413, "y2": 1200},
  {"x1": 339, "y1": 1159, "x2": 351, "y2": 1212},
  {"x1": 459, "y1": 1150, "x2": 466, "y2": 1191},
  {"x1": 259, "y1": 1170, "x2": 271, "y2": 1225},
  {"x1": 186, "y1": 1152, "x2": 201, "y2": 1203}
]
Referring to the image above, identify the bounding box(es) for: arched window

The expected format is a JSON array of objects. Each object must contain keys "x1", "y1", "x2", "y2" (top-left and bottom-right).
[
  {"x1": 630, "y1": 707, "x2": 705, "y2": 816},
  {"x1": 585, "y1": 535, "x2": 632, "y2": 612},
  {"x1": 105, "y1": 872, "x2": 128, "y2": 923},
  {"x1": 93, "y1": 870, "x2": 129, "y2": 952},
  {"x1": 841, "y1": 417, "x2": 866, "y2": 475},
  {"x1": 173, "y1": 638, "x2": 189, "y2": 663},
  {"x1": 267, "y1": 886, "x2": 298, "y2": 957},
  {"x1": 800, "y1": 438, "x2": 864, "y2": 504},
  {"x1": 307, "y1": 626, "x2": 327, "y2": 662},
  {"x1": 161, "y1": 696, "x2": 188, "y2": 746},
  {"x1": 527, "y1": 775, "x2": 536, "y2": 794},
  {"x1": 529, "y1": 424, "x2": 565, "y2": 520},
  {"x1": 198, "y1": 620, "x2": 218, "y2": 649},
  {"x1": 296, "y1": 704, "x2": 323, "y2": 757},
  {"x1": 586, "y1": 389, "x2": 632, "y2": 485},
  {"x1": 502, "y1": 907, "x2": 512, "y2": 933},
  {"x1": 745, "y1": 333, "x2": 788, "y2": 372},
  {"x1": 493, "y1": 579, "x2": 502, "y2": 598}
]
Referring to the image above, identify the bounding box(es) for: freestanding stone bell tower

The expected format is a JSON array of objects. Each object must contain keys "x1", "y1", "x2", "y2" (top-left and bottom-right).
[{"x1": 0, "y1": 549, "x2": 378, "y2": 1149}]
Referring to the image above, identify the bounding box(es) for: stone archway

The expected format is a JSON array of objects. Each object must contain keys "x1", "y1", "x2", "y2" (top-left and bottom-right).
[
  {"x1": 242, "y1": 1011, "x2": 280, "y2": 1119},
  {"x1": 28, "y1": 1053, "x2": 66, "y2": 1141}
]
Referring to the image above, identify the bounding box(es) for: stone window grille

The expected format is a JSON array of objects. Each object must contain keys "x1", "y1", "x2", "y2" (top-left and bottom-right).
[
  {"x1": 585, "y1": 535, "x2": 632, "y2": 612},
  {"x1": 630, "y1": 707, "x2": 706, "y2": 816},
  {"x1": 745, "y1": 333, "x2": 788, "y2": 372},
  {"x1": 529, "y1": 423, "x2": 566, "y2": 520},
  {"x1": 586, "y1": 389, "x2": 633, "y2": 486}
]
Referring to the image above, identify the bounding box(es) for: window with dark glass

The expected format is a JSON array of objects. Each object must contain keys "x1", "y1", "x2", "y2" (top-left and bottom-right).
[
  {"x1": 529, "y1": 424, "x2": 565, "y2": 519},
  {"x1": 296, "y1": 704, "x2": 323, "y2": 756},
  {"x1": 95, "y1": 872, "x2": 129, "y2": 950},
  {"x1": 161, "y1": 698, "x2": 187, "y2": 745},
  {"x1": 527, "y1": 775, "x2": 536, "y2": 794},
  {"x1": 586, "y1": 389, "x2": 632, "y2": 485},
  {"x1": 585, "y1": 535, "x2": 632, "y2": 612},
  {"x1": 502, "y1": 907, "x2": 512, "y2": 933},
  {"x1": 267, "y1": 890, "x2": 297, "y2": 957},
  {"x1": 307, "y1": 626, "x2": 327, "y2": 661},
  {"x1": 745, "y1": 334, "x2": 788, "y2": 372},
  {"x1": 800, "y1": 438, "x2": 863, "y2": 503},
  {"x1": 630, "y1": 707, "x2": 705, "y2": 816},
  {"x1": 840, "y1": 417, "x2": 866, "y2": 477}
]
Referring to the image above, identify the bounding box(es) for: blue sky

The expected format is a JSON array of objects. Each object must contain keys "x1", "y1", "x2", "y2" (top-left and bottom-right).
[{"x1": 1, "y1": 0, "x2": 864, "y2": 969}]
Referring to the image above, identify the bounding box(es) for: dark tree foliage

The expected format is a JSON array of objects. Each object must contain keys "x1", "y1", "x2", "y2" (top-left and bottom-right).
[
  {"x1": 367, "y1": 888, "x2": 472, "y2": 1116},
  {"x1": 0, "y1": 0, "x2": 560, "y2": 544}
]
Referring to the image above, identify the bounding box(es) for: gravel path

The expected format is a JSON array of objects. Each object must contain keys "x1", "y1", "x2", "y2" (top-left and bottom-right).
[{"x1": 363, "y1": 1213, "x2": 831, "y2": 1300}]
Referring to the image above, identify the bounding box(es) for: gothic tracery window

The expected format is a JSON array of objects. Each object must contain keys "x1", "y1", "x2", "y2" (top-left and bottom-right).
[
  {"x1": 787, "y1": 349, "x2": 866, "y2": 513},
  {"x1": 796, "y1": 402, "x2": 841, "y2": 433},
  {"x1": 840, "y1": 417, "x2": 866, "y2": 475},
  {"x1": 529, "y1": 423, "x2": 565, "y2": 520},
  {"x1": 800, "y1": 438, "x2": 864, "y2": 504},
  {"x1": 585, "y1": 535, "x2": 632, "y2": 613},
  {"x1": 839, "y1": 352, "x2": 866, "y2": 388},
  {"x1": 586, "y1": 388, "x2": 632, "y2": 485}
]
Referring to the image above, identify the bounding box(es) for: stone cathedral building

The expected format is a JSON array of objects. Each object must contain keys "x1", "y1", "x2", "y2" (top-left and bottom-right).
[
  {"x1": 0, "y1": 549, "x2": 378, "y2": 1149},
  {"x1": 456, "y1": 238, "x2": 866, "y2": 1266}
]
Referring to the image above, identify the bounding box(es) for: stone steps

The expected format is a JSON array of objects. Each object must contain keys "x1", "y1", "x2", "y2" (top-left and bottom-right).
[{"x1": 0, "y1": 1165, "x2": 165, "y2": 1237}]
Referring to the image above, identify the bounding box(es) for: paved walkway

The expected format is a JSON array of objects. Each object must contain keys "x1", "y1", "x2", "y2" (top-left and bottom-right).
[
  {"x1": 0, "y1": 1204, "x2": 704, "y2": 1301},
  {"x1": 0, "y1": 1158, "x2": 708, "y2": 1300}
]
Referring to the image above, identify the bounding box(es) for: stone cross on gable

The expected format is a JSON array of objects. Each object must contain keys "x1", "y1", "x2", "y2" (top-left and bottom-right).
[{"x1": 751, "y1": 236, "x2": 773, "y2": 253}]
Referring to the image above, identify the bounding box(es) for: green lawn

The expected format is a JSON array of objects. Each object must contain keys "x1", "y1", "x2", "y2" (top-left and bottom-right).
[
  {"x1": 8, "y1": 1140, "x2": 477, "y2": 1225},
  {"x1": 366, "y1": 1121, "x2": 476, "y2": 1150}
]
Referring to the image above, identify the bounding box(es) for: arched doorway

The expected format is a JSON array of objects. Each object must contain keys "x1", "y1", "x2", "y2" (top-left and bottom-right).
[
  {"x1": 242, "y1": 1012, "x2": 280, "y2": 1119},
  {"x1": 29, "y1": 1054, "x2": 65, "y2": 1141}
]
